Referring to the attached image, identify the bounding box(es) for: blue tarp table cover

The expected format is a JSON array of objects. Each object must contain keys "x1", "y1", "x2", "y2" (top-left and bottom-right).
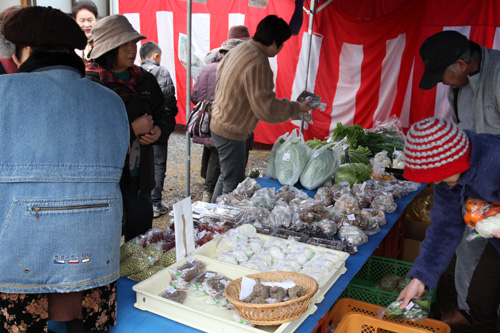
[{"x1": 49, "y1": 177, "x2": 426, "y2": 333}]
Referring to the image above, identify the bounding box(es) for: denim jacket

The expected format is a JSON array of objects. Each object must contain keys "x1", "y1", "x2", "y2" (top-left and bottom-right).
[{"x1": 0, "y1": 61, "x2": 129, "y2": 293}]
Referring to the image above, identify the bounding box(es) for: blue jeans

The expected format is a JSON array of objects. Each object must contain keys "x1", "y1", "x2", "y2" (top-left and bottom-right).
[
  {"x1": 151, "y1": 143, "x2": 168, "y2": 206},
  {"x1": 211, "y1": 131, "x2": 247, "y2": 202}
]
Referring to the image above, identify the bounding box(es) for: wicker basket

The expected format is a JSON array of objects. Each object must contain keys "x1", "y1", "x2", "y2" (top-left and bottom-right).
[{"x1": 224, "y1": 271, "x2": 319, "y2": 326}]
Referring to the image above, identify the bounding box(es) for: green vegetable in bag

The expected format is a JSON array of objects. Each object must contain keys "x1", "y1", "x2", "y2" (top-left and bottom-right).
[
  {"x1": 266, "y1": 132, "x2": 289, "y2": 179},
  {"x1": 299, "y1": 144, "x2": 341, "y2": 190},
  {"x1": 334, "y1": 163, "x2": 372, "y2": 186},
  {"x1": 275, "y1": 131, "x2": 310, "y2": 186},
  {"x1": 385, "y1": 299, "x2": 430, "y2": 320}
]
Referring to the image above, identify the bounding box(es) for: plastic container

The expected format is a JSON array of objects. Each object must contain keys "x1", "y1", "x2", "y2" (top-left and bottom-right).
[
  {"x1": 334, "y1": 313, "x2": 428, "y2": 333},
  {"x1": 133, "y1": 255, "x2": 317, "y2": 333},
  {"x1": 340, "y1": 255, "x2": 436, "y2": 307},
  {"x1": 327, "y1": 298, "x2": 450, "y2": 332},
  {"x1": 192, "y1": 232, "x2": 349, "y2": 303}
]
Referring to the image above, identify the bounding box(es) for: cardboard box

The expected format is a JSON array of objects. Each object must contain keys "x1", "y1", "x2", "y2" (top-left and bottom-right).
[
  {"x1": 402, "y1": 238, "x2": 422, "y2": 262},
  {"x1": 405, "y1": 218, "x2": 429, "y2": 241}
]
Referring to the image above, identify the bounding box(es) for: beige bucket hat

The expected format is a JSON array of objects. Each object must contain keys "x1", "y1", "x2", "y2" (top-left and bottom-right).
[{"x1": 89, "y1": 14, "x2": 146, "y2": 59}]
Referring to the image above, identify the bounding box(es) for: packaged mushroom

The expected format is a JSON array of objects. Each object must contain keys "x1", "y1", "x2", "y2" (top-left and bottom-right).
[
  {"x1": 314, "y1": 186, "x2": 336, "y2": 207},
  {"x1": 338, "y1": 225, "x2": 368, "y2": 246},
  {"x1": 231, "y1": 177, "x2": 261, "y2": 200},
  {"x1": 334, "y1": 193, "x2": 360, "y2": 215},
  {"x1": 370, "y1": 192, "x2": 397, "y2": 213}
]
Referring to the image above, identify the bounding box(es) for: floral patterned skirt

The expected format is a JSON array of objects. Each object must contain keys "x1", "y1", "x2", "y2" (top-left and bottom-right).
[{"x1": 0, "y1": 282, "x2": 117, "y2": 333}]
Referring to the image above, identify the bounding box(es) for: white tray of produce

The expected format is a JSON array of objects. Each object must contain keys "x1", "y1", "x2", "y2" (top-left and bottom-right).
[
  {"x1": 192, "y1": 231, "x2": 348, "y2": 303},
  {"x1": 133, "y1": 255, "x2": 317, "y2": 333}
]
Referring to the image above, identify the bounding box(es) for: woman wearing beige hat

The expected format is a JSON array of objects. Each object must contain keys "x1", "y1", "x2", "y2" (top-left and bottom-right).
[{"x1": 86, "y1": 14, "x2": 170, "y2": 242}]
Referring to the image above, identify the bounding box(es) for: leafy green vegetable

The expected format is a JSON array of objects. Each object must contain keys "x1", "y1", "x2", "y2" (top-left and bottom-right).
[
  {"x1": 266, "y1": 132, "x2": 289, "y2": 179},
  {"x1": 358, "y1": 131, "x2": 405, "y2": 157},
  {"x1": 306, "y1": 138, "x2": 328, "y2": 150},
  {"x1": 275, "y1": 137, "x2": 310, "y2": 186},
  {"x1": 329, "y1": 122, "x2": 405, "y2": 157},
  {"x1": 299, "y1": 145, "x2": 341, "y2": 190},
  {"x1": 330, "y1": 122, "x2": 366, "y2": 147},
  {"x1": 341, "y1": 146, "x2": 371, "y2": 164},
  {"x1": 385, "y1": 299, "x2": 429, "y2": 320},
  {"x1": 334, "y1": 163, "x2": 372, "y2": 186}
]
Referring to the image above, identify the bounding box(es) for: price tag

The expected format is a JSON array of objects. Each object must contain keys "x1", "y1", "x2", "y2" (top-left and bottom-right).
[
  {"x1": 167, "y1": 286, "x2": 176, "y2": 294},
  {"x1": 230, "y1": 230, "x2": 238, "y2": 236},
  {"x1": 205, "y1": 272, "x2": 216, "y2": 278},
  {"x1": 187, "y1": 256, "x2": 195, "y2": 263},
  {"x1": 197, "y1": 230, "x2": 207, "y2": 239},
  {"x1": 347, "y1": 214, "x2": 356, "y2": 221},
  {"x1": 405, "y1": 301, "x2": 415, "y2": 310},
  {"x1": 312, "y1": 151, "x2": 320, "y2": 159},
  {"x1": 282, "y1": 152, "x2": 291, "y2": 161}
]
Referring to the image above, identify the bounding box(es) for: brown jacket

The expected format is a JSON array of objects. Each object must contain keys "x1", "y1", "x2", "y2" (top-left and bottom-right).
[{"x1": 210, "y1": 40, "x2": 301, "y2": 141}]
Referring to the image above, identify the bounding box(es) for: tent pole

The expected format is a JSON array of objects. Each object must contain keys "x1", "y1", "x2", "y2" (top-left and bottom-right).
[
  {"x1": 300, "y1": 0, "x2": 316, "y2": 135},
  {"x1": 185, "y1": 0, "x2": 192, "y2": 197}
]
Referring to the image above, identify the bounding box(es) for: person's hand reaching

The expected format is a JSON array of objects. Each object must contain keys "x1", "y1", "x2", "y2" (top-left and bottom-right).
[
  {"x1": 397, "y1": 278, "x2": 426, "y2": 309},
  {"x1": 299, "y1": 99, "x2": 312, "y2": 112}
]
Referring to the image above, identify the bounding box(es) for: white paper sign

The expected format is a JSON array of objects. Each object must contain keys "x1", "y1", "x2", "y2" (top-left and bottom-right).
[{"x1": 174, "y1": 197, "x2": 196, "y2": 261}]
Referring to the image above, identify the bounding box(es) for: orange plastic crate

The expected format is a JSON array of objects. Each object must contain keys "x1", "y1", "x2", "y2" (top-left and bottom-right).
[
  {"x1": 335, "y1": 313, "x2": 428, "y2": 333},
  {"x1": 327, "y1": 298, "x2": 450, "y2": 333}
]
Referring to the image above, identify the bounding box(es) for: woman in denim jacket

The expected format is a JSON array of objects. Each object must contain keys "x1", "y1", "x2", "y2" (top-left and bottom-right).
[{"x1": 0, "y1": 7, "x2": 129, "y2": 332}]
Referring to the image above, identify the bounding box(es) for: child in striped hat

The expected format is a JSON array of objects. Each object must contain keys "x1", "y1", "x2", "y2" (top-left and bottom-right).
[{"x1": 397, "y1": 117, "x2": 500, "y2": 332}]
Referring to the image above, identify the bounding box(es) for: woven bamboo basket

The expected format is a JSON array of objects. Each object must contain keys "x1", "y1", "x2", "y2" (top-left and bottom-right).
[{"x1": 224, "y1": 271, "x2": 319, "y2": 326}]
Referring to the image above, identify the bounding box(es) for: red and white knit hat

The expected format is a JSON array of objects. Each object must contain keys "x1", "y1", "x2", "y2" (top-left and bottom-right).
[{"x1": 403, "y1": 118, "x2": 470, "y2": 183}]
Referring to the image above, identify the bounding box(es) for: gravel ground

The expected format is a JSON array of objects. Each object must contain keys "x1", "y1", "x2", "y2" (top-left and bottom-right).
[
  {"x1": 152, "y1": 126, "x2": 270, "y2": 229},
  {"x1": 152, "y1": 126, "x2": 473, "y2": 332}
]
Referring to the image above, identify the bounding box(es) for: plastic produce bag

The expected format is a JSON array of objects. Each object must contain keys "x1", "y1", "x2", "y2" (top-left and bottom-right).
[
  {"x1": 275, "y1": 129, "x2": 310, "y2": 186},
  {"x1": 250, "y1": 187, "x2": 276, "y2": 211},
  {"x1": 384, "y1": 297, "x2": 430, "y2": 320},
  {"x1": 337, "y1": 225, "x2": 368, "y2": 246},
  {"x1": 334, "y1": 163, "x2": 372, "y2": 186},
  {"x1": 299, "y1": 143, "x2": 342, "y2": 190},
  {"x1": 266, "y1": 132, "x2": 289, "y2": 179}
]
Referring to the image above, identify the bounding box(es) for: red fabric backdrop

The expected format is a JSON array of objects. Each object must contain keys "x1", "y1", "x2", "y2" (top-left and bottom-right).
[{"x1": 119, "y1": 0, "x2": 500, "y2": 144}]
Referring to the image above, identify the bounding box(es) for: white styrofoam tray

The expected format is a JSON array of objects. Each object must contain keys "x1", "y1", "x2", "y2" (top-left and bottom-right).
[
  {"x1": 133, "y1": 255, "x2": 317, "y2": 333},
  {"x1": 191, "y1": 232, "x2": 349, "y2": 303}
]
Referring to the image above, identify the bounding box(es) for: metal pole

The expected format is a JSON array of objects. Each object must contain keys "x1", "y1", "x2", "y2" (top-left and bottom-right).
[
  {"x1": 185, "y1": 0, "x2": 192, "y2": 197},
  {"x1": 300, "y1": 0, "x2": 316, "y2": 135}
]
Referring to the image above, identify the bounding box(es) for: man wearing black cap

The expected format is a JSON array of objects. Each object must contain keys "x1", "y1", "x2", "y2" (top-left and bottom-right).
[{"x1": 419, "y1": 30, "x2": 500, "y2": 326}]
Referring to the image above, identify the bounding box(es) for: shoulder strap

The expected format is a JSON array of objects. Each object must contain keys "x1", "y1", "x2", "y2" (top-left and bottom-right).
[{"x1": 452, "y1": 88, "x2": 460, "y2": 122}]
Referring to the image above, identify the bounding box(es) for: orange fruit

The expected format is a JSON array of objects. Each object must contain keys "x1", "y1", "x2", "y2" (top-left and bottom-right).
[
  {"x1": 464, "y1": 211, "x2": 473, "y2": 227},
  {"x1": 465, "y1": 198, "x2": 487, "y2": 213},
  {"x1": 486, "y1": 206, "x2": 500, "y2": 217}
]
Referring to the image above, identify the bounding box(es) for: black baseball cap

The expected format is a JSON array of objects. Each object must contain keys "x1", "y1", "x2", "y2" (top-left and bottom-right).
[{"x1": 419, "y1": 31, "x2": 469, "y2": 90}]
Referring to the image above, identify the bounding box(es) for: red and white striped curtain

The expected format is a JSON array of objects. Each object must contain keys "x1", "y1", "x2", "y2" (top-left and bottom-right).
[{"x1": 119, "y1": 0, "x2": 500, "y2": 144}]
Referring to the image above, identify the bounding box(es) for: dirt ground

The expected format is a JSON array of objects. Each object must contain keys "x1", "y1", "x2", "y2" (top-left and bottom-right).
[{"x1": 156, "y1": 126, "x2": 473, "y2": 332}]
